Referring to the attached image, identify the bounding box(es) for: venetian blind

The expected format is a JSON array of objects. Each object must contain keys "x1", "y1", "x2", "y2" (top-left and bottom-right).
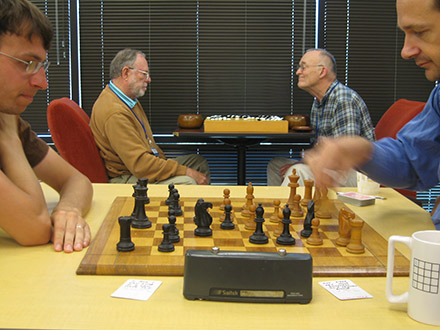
[
  {"x1": 26, "y1": 0, "x2": 71, "y2": 135},
  {"x1": 78, "y1": 0, "x2": 316, "y2": 133},
  {"x1": 320, "y1": 0, "x2": 433, "y2": 125},
  {"x1": 321, "y1": 0, "x2": 438, "y2": 209}
]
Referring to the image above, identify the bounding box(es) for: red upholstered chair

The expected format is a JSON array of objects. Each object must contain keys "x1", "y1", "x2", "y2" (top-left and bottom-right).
[
  {"x1": 47, "y1": 98, "x2": 108, "y2": 183},
  {"x1": 375, "y1": 99, "x2": 425, "y2": 140},
  {"x1": 375, "y1": 99, "x2": 426, "y2": 204}
]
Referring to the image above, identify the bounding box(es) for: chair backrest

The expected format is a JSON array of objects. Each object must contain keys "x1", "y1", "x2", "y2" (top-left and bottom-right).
[
  {"x1": 375, "y1": 99, "x2": 426, "y2": 203},
  {"x1": 47, "y1": 98, "x2": 108, "y2": 183},
  {"x1": 375, "y1": 99, "x2": 426, "y2": 140}
]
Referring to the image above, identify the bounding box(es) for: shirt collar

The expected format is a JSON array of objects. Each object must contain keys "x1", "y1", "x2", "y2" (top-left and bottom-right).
[
  {"x1": 108, "y1": 81, "x2": 137, "y2": 109},
  {"x1": 316, "y1": 79, "x2": 339, "y2": 106}
]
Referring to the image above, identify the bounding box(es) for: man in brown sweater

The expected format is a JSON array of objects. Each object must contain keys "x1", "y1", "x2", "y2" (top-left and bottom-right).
[{"x1": 90, "y1": 48, "x2": 209, "y2": 185}]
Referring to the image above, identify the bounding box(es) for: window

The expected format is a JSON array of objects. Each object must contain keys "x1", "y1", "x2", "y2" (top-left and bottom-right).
[
  {"x1": 79, "y1": 0, "x2": 316, "y2": 132},
  {"x1": 319, "y1": 0, "x2": 433, "y2": 124},
  {"x1": 26, "y1": 1, "x2": 440, "y2": 200},
  {"x1": 320, "y1": 0, "x2": 438, "y2": 208},
  {"x1": 26, "y1": 0, "x2": 71, "y2": 135}
]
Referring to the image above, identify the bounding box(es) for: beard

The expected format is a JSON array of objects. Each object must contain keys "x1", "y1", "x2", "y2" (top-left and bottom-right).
[
  {"x1": 128, "y1": 78, "x2": 147, "y2": 99},
  {"x1": 134, "y1": 87, "x2": 146, "y2": 99}
]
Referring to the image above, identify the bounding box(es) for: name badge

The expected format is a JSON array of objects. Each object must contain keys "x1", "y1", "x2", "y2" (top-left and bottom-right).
[{"x1": 151, "y1": 148, "x2": 160, "y2": 156}]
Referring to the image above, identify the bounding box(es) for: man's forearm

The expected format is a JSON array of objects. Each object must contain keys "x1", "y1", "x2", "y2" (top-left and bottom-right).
[
  {"x1": 0, "y1": 138, "x2": 52, "y2": 245},
  {"x1": 53, "y1": 172, "x2": 93, "y2": 216}
]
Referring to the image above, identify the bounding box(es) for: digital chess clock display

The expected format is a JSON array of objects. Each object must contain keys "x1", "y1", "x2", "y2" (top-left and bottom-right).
[{"x1": 210, "y1": 288, "x2": 285, "y2": 298}]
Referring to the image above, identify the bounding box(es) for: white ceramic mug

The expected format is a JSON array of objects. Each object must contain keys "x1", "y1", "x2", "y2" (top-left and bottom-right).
[{"x1": 386, "y1": 230, "x2": 440, "y2": 326}]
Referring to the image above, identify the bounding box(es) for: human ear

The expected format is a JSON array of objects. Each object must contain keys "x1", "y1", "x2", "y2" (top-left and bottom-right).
[
  {"x1": 122, "y1": 66, "x2": 131, "y2": 80},
  {"x1": 319, "y1": 66, "x2": 327, "y2": 78}
]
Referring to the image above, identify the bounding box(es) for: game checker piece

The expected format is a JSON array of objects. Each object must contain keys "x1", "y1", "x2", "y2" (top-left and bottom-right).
[{"x1": 82, "y1": 181, "x2": 410, "y2": 277}]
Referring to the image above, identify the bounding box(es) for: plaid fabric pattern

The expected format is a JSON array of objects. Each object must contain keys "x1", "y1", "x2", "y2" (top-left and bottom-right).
[{"x1": 311, "y1": 80, "x2": 376, "y2": 141}]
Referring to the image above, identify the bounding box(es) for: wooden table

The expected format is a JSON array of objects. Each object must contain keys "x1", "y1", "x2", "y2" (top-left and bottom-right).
[
  {"x1": 0, "y1": 183, "x2": 435, "y2": 329},
  {"x1": 173, "y1": 128, "x2": 315, "y2": 184}
]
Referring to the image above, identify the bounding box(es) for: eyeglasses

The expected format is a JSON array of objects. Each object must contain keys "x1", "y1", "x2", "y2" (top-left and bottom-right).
[
  {"x1": 128, "y1": 67, "x2": 150, "y2": 80},
  {"x1": 296, "y1": 64, "x2": 324, "y2": 72},
  {"x1": 0, "y1": 51, "x2": 50, "y2": 74}
]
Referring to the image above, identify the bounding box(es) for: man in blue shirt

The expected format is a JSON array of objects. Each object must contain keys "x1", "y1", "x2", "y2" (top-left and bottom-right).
[
  {"x1": 305, "y1": 0, "x2": 440, "y2": 228},
  {"x1": 267, "y1": 48, "x2": 375, "y2": 186}
]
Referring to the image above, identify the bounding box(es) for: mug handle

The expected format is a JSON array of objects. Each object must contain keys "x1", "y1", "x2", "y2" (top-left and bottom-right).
[{"x1": 386, "y1": 235, "x2": 412, "y2": 303}]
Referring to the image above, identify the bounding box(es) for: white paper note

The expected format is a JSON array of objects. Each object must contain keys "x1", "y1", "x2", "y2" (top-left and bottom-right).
[
  {"x1": 319, "y1": 279, "x2": 373, "y2": 300},
  {"x1": 111, "y1": 279, "x2": 162, "y2": 301}
]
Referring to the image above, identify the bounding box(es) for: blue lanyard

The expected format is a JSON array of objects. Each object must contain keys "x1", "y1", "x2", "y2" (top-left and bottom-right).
[
  {"x1": 126, "y1": 107, "x2": 159, "y2": 156},
  {"x1": 107, "y1": 83, "x2": 159, "y2": 156},
  {"x1": 315, "y1": 81, "x2": 339, "y2": 138},
  {"x1": 108, "y1": 84, "x2": 148, "y2": 139},
  {"x1": 129, "y1": 108, "x2": 148, "y2": 139}
]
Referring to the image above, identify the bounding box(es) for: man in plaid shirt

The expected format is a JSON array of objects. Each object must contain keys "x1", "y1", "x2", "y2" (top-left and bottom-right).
[{"x1": 267, "y1": 48, "x2": 375, "y2": 187}]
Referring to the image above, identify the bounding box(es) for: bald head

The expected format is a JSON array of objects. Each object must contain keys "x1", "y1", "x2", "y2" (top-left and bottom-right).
[{"x1": 305, "y1": 48, "x2": 337, "y2": 78}]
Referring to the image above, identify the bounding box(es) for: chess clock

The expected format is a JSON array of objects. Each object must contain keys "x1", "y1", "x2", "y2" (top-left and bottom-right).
[{"x1": 183, "y1": 248, "x2": 313, "y2": 303}]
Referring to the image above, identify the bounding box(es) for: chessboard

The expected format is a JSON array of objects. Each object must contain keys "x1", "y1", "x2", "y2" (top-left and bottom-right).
[{"x1": 76, "y1": 195, "x2": 410, "y2": 277}]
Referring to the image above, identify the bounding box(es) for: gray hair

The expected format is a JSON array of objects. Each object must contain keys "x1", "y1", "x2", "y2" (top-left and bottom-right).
[
  {"x1": 305, "y1": 48, "x2": 337, "y2": 75},
  {"x1": 109, "y1": 48, "x2": 146, "y2": 79}
]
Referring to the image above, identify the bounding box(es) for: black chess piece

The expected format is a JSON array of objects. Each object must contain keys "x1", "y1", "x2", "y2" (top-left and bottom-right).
[
  {"x1": 158, "y1": 223, "x2": 175, "y2": 252},
  {"x1": 172, "y1": 191, "x2": 183, "y2": 216},
  {"x1": 131, "y1": 180, "x2": 147, "y2": 210},
  {"x1": 131, "y1": 181, "x2": 152, "y2": 229},
  {"x1": 165, "y1": 183, "x2": 175, "y2": 205},
  {"x1": 168, "y1": 208, "x2": 179, "y2": 235},
  {"x1": 137, "y1": 178, "x2": 150, "y2": 204},
  {"x1": 116, "y1": 216, "x2": 135, "y2": 252},
  {"x1": 276, "y1": 205, "x2": 296, "y2": 245},
  {"x1": 220, "y1": 204, "x2": 235, "y2": 230},
  {"x1": 193, "y1": 198, "x2": 213, "y2": 237},
  {"x1": 301, "y1": 200, "x2": 314, "y2": 238},
  {"x1": 249, "y1": 203, "x2": 269, "y2": 244},
  {"x1": 137, "y1": 177, "x2": 148, "y2": 187},
  {"x1": 168, "y1": 210, "x2": 180, "y2": 243}
]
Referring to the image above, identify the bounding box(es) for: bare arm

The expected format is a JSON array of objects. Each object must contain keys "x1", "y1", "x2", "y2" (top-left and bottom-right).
[
  {"x1": 304, "y1": 136, "x2": 374, "y2": 188},
  {"x1": 280, "y1": 163, "x2": 295, "y2": 180},
  {"x1": 34, "y1": 148, "x2": 93, "y2": 253},
  {"x1": 0, "y1": 114, "x2": 51, "y2": 245}
]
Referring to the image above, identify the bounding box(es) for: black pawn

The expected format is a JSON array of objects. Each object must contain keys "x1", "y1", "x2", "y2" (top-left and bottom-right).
[
  {"x1": 168, "y1": 211, "x2": 180, "y2": 243},
  {"x1": 172, "y1": 191, "x2": 183, "y2": 216},
  {"x1": 168, "y1": 208, "x2": 179, "y2": 235},
  {"x1": 301, "y1": 200, "x2": 314, "y2": 238},
  {"x1": 158, "y1": 223, "x2": 175, "y2": 252},
  {"x1": 276, "y1": 205, "x2": 296, "y2": 245},
  {"x1": 249, "y1": 204, "x2": 269, "y2": 244},
  {"x1": 116, "y1": 216, "x2": 135, "y2": 252},
  {"x1": 165, "y1": 183, "x2": 175, "y2": 205},
  {"x1": 220, "y1": 204, "x2": 235, "y2": 230}
]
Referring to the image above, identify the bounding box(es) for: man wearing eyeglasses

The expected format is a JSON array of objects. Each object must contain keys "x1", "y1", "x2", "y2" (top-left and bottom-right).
[
  {"x1": 90, "y1": 48, "x2": 210, "y2": 185},
  {"x1": 0, "y1": 0, "x2": 93, "y2": 252},
  {"x1": 267, "y1": 48, "x2": 375, "y2": 187},
  {"x1": 305, "y1": 0, "x2": 440, "y2": 229}
]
